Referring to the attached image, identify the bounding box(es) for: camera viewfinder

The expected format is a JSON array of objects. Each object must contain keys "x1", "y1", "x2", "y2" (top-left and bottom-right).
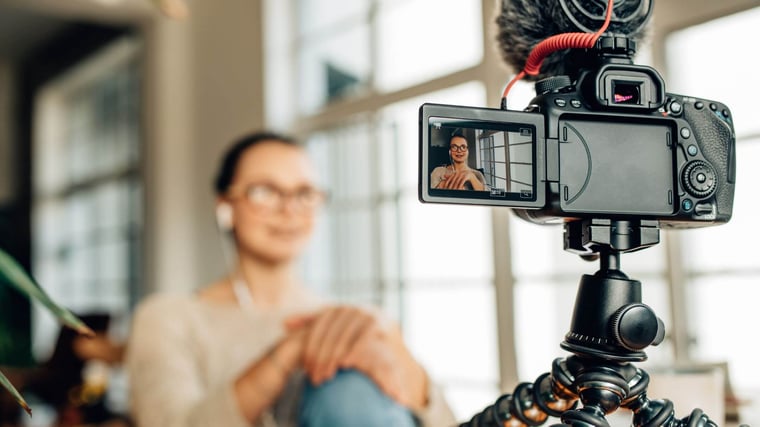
[{"x1": 613, "y1": 81, "x2": 641, "y2": 105}]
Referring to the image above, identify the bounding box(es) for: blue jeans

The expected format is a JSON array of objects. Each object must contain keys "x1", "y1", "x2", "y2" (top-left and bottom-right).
[{"x1": 299, "y1": 369, "x2": 417, "y2": 427}]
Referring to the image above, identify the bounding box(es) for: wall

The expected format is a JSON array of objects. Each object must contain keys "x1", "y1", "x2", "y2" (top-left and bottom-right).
[
  {"x1": 188, "y1": 0, "x2": 266, "y2": 286},
  {"x1": 141, "y1": 0, "x2": 267, "y2": 293},
  {"x1": 139, "y1": 11, "x2": 198, "y2": 295}
]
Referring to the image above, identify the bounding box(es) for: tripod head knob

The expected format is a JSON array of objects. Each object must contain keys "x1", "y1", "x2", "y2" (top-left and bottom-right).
[{"x1": 610, "y1": 303, "x2": 665, "y2": 351}]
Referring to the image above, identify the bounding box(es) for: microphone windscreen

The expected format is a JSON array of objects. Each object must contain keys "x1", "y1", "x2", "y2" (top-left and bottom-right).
[{"x1": 495, "y1": 0, "x2": 651, "y2": 81}]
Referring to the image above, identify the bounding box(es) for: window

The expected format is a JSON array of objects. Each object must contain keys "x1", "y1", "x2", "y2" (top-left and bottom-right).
[
  {"x1": 374, "y1": 0, "x2": 483, "y2": 92},
  {"x1": 288, "y1": 0, "x2": 483, "y2": 115},
  {"x1": 31, "y1": 37, "x2": 142, "y2": 361},
  {"x1": 297, "y1": 83, "x2": 499, "y2": 417}
]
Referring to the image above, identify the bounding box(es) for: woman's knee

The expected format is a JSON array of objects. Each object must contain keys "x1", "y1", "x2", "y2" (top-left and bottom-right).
[{"x1": 299, "y1": 369, "x2": 416, "y2": 427}]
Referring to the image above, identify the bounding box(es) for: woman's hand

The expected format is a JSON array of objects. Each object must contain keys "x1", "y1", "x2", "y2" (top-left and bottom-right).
[
  {"x1": 437, "y1": 169, "x2": 484, "y2": 190},
  {"x1": 286, "y1": 306, "x2": 381, "y2": 384},
  {"x1": 286, "y1": 306, "x2": 428, "y2": 410}
]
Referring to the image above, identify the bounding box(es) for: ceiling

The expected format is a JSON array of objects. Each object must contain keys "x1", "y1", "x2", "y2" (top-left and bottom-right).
[
  {"x1": 0, "y1": 5, "x2": 69, "y2": 60},
  {"x1": 0, "y1": 0, "x2": 151, "y2": 61}
]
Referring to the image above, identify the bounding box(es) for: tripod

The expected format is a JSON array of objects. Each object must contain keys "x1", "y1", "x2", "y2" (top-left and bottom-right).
[{"x1": 462, "y1": 219, "x2": 720, "y2": 427}]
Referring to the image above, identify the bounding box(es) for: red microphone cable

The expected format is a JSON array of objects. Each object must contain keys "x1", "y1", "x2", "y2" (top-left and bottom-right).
[{"x1": 501, "y1": 0, "x2": 615, "y2": 106}]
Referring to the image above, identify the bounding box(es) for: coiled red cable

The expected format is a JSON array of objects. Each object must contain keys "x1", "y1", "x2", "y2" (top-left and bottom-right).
[{"x1": 501, "y1": 0, "x2": 615, "y2": 102}]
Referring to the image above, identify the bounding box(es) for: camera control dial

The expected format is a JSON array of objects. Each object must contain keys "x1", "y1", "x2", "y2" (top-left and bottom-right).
[{"x1": 681, "y1": 160, "x2": 717, "y2": 198}]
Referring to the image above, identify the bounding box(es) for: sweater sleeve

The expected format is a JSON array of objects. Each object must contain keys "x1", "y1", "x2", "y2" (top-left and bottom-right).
[
  {"x1": 124, "y1": 295, "x2": 259, "y2": 427},
  {"x1": 430, "y1": 166, "x2": 446, "y2": 188}
]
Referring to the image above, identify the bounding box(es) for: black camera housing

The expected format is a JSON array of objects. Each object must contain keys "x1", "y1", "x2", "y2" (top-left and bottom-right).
[{"x1": 419, "y1": 37, "x2": 735, "y2": 228}]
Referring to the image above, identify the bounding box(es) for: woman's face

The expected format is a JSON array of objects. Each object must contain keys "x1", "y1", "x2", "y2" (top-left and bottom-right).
[
  {"x1": 449, "y1": 136, "x2": 469, "y2": 165},
  {"x1": 223, "y1": 141, "x2": 322, "y2": 264}
]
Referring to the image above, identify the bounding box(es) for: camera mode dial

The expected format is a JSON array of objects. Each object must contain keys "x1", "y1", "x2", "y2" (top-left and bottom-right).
[
  {"x1": 535, "y1": 75, "x2": 572, "y2": 95},
  {"x1": 681, "y1": 160, "x2": 717, "y2": 199}
]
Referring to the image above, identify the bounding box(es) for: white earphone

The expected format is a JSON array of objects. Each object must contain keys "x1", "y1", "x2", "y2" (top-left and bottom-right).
[{"x1": 216, "y1": 203, "x2": 234, "y2": 231}]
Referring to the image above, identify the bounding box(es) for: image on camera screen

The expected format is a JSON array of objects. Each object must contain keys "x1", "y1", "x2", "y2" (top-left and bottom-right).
[{"x1": 427, "y1": 118, "x2": 536, "y2": 202}]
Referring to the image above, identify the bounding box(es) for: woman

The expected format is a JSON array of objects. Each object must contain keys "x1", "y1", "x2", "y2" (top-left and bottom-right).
[
  {"x1": 125, "y1": 132, "x2": 455, "y2": 427},
  {"x1": 430, "y1": 132, "x2": 487, "y2": 191}
]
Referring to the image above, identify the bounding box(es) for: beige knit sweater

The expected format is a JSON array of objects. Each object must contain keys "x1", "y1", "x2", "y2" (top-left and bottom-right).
[{"x1": 125, "y1": 291, "x2": 456, "y2": 427}]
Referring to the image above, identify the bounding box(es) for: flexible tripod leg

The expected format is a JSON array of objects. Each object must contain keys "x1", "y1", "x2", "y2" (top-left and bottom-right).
[
  {"x1": 461, "y1": 355, "x2": 720, "y2": 427},
  {"x1": 498, "y1": 355, "x2": 636, "y2": 427},
  {"x1": 622, "y1": 368, "x2": 719, "y2": 427},
  {"x1": 460, "y1": 357, "x2": 577, "y2": 427}
]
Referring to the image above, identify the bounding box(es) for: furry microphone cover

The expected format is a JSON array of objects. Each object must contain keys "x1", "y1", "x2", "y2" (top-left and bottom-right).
[{"x1": 495, "y1": 0, "x2": 651, "y2": 81}]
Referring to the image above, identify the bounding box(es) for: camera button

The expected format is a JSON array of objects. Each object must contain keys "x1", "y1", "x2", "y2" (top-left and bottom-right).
[
  {"x1": 682, "y1": 199, "x2": 693, "y2": 211},
  {"x1": 695, "y1": 101, "x2": 704, "y2": 110},
  {"x1": 722, "y1": 109, "x2": 730, "y2": 118},
  {"x1": 570, "y1": 99, "x2": 582, "y2": 108},
  {"x1": 709, "y1": 103, "x2": 718, "y2": 111},
  {"x1": 554, "y1": 98, "x2": 567, "y2": 107},
  {"x1": 669, "y1": 101, "x2": 683, "y2": 115},
  {"x1": 695, "y1": 202, "x2": 714, "y2": 216},
  {"x1": 680, "y1": 128, "x2": 691, "y2": 139},
  {"x1": 687, "y1": 145, "x2": 698, "y2": 156}
]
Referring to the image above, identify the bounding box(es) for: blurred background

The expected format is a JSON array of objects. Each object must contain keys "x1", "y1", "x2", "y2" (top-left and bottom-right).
[{"x1": 0, "y1": 0, "x2": 758, "y2": 425}]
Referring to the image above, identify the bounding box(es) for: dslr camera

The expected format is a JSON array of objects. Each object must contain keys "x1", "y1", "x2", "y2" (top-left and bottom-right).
[{"x1": 419, "y1": 35, "x2": 736, "y2": 228}]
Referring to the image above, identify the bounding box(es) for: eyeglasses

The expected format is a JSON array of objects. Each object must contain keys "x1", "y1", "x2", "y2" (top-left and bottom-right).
[
  {"x1": 231, "y1": 184, "x2": 327, "y2": 212},
  {"x1": 450, "y1": 144, "x2": 468, "y2": 152}
]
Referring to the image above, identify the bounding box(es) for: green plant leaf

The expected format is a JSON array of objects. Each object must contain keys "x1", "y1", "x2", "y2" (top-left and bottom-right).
[
  {"x1": 0, "y1": 248, "x2": 93, "y2": 337},
  {"x1": 0, "y1": 370, "x2": 30, "y2": 415},
  {"x1": 0, "y1": 247, "x2": 93, "y2": 414}
]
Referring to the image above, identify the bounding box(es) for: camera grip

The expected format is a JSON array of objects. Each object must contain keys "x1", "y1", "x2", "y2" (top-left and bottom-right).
[{"x1": 682, "y1": 101, "x2": 736, "y2": 222}]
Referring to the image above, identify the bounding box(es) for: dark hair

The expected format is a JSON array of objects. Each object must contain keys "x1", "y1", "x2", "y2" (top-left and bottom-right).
[
  {"x1": 450, "y1": 128, "x2": 465, "y2": 140},
  {"x1": 213, "y1": 131, "x2": 298, "y2": 194}
]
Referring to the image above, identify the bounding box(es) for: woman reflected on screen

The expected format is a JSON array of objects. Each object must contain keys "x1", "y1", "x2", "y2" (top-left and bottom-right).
[{"x1": 431, "y1": 131, "x2": 487, "y2": 191}]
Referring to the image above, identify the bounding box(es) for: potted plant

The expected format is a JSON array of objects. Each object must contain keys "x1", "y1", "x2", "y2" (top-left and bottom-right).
[{"x1": 0, "y1": 247, "x2": 92, "y2": 416}]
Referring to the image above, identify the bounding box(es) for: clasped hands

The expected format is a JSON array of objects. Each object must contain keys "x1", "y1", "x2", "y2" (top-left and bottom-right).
[
  {"x1": 276, "y1": 305, "x2": 428, "y2": 410},
  {"x1": 436, "y1": 169, "x2": 484, "y2": 190}
]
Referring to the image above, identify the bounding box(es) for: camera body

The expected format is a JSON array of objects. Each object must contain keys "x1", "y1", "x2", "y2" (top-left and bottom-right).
[{"x1": 419, "y1": 38, "x2": 735, "y2": 228}]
